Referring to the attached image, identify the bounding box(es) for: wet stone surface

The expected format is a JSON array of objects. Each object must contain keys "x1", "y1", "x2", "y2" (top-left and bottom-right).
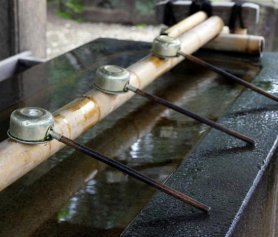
[{"x1": 122, "y1": 53, "x2": 278, "y2": 237}]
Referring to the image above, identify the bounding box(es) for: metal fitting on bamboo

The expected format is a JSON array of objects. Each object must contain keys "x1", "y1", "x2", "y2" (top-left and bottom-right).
[
  {"x1": 203, "y1": 34, "x2": 265, "y2": 55},
  {"x1": 0, "y1": 16, "x2": 224, "y2": 192},
  {"x1": 152, "y1": 35, "x2": 181, "y2": 58}
]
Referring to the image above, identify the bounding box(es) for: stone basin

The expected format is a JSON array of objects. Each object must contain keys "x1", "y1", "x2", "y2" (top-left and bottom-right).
[{"x1": 0, "y1": 38, "x2": 276, "y2": 237}]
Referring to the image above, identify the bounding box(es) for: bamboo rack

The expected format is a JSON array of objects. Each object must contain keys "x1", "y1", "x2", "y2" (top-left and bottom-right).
[
  {"x1": 0, "y1": 16, "x2": 224, "y2": 192},
  {"x1": 163, "y1": 13, "x2": 264, "y2": 56}
]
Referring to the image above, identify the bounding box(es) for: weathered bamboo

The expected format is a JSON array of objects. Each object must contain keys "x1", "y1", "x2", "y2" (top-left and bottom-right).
[
  {"x1": 0, "y1": 16, "x2": 224, "y2": 192},
  {"x1": 204, "y1": 34, "x2": 265, "y2": 55},
  {"x1": 164, "y1": 20, "x2": 264, "y2": 55},
  {"x1": 163, "y1": 11, "x2": 207, "y2": 38},
  {"x1": 232, "y1": 28, "x2": 248, "y2": 35}
]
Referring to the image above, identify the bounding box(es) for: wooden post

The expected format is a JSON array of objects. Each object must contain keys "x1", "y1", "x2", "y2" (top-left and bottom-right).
[{"x1": 0, "y1": 0, "x2": 46, "y2": 60}]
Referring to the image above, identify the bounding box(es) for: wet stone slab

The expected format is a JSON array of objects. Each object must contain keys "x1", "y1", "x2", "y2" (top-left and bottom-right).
[{"x1": 122, "y1": 53, "x2": 278, "y2": 237}]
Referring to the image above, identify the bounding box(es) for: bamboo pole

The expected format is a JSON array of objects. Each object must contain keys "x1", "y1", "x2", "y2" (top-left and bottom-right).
[
  {"x1": 163, "y1": 11, "x2": 208, "y2": 38},
  {"x1": 204, "y1": 34, "x2": 265, "y2": 55},
  {"x1": 164, "y1": 18, "x2": 264, "y2": 55},
  {"x1": 0, "y1": 16, "x2": 224, "y2": 192}
]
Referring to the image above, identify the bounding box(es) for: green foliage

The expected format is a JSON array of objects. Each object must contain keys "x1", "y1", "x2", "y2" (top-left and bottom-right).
[
  {"x1": 65, "y1": 0, "x2": 83, "y2": 13},
  {"x1": 135, "y1": 24, "x2": 147, "y2": 29},
  {"x1": 53, "y1": 0, "x2": 84, "y2": 19},
  {"x1": 56, "y1": 11, "x2": 72, "y2": 19},
  {"x1": 51, "y1": 0, "x2": 156, "y2": 22},
  {"x1": 135, "y1": 0, "x2": 155, "y2": 15}
]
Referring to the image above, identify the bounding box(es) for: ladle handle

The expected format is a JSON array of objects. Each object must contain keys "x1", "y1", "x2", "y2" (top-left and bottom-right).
[
  {"x1": 179, "y1": 52, "x2": 278, "y2": 103},
  {"x1": 50, "y1": 131, "x2": 210, "y2": 213},
  {"x1": 127, "y1": 85, "x2": 255, "y2": 146}
]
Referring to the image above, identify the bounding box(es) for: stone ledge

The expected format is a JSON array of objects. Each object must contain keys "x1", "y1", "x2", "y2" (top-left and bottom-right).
[{"x1": 122, "y1": 52, "x2": 278, "y2": 237}]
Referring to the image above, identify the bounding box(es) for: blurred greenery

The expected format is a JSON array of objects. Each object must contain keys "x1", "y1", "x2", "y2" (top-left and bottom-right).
[
  {"x1": 49, "y1": 0, "x2": 156, "y2": 22},
  {"x1": 135, "y1": 24, "x2": 148, "y2": 29},
  {"x1": 65, "y1": 0, "x2": 83, "y2": 13},
  {"x1": 49, "y1": 0, "x2": 83, "y2": 19},
  {"x1": 135, "y1": 1, "x2": 155, "y2": 15}
]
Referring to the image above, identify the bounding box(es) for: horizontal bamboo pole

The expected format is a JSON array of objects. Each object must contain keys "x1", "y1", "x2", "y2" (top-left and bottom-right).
[
  {"x1": 164, "y1": 16, "x2": 264, "y2": 55},
  {"x1": 204, "y1": 34, "x2": 265, "y2": 55},
  {"x1": 164, "y1": 11, "x2": 208, "y2": 38},
  {"x1": 0, "y1": 16, "x2": 224, "y2": 192}
]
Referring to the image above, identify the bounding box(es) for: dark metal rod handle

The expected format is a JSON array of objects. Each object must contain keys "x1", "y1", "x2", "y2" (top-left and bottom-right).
[
  {"x1": 127, "y1": 85, "x2": 255, "y2": 146},
  {"x1": 50, "y1": 131, "x2": 210, "y2": 213},
  {"x1": 178, "y1": 52, "x2": 278, "y2": 103}
]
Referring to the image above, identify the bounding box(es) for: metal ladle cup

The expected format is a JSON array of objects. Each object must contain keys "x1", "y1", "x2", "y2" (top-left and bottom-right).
[{"x1": 7, "y1": 107, "x2": 54, "y2": 144}]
